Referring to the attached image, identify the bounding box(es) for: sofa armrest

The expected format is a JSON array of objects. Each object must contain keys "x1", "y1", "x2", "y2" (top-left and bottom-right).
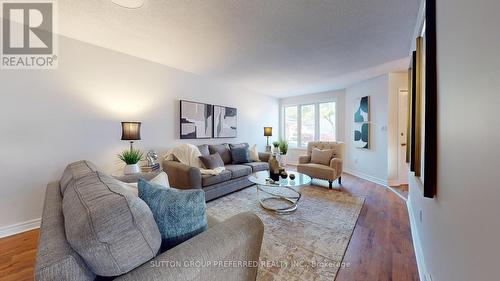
[
  {"x1": 258, "y1": 152, "x2": 271, "y2": 162},
  {"x1": 116, "y1": 212, "x2": 264, "y2": 281},
  {"x1": 330, "y1": 158, "x2": 343, "y2": 175},
  {"x1": 298, "y1": 155, "x2": 311, "y2": 164},
  {"x1": 162, "y1": 160, "x2": 202, "y2": 189}
]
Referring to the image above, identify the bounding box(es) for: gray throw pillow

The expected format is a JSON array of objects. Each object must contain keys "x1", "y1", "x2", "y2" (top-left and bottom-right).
[
  {"x1": 231, "y1": 147, "x2": 250, "y2": 164},
  {"x1": 199, "y1": 153, "x2": 225, "y2": 169},
  {"x1": 197, "y1": 144, "x2": 210, "y2": 156},
  {"x1": 208, "y1": 144, "x2": 232, "y2": 164}
]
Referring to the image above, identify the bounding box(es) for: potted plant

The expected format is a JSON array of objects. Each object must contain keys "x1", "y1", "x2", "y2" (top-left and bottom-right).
[
  {"x1": 272, "y1": 141, "x2": 280, "y2": 153},
  {"x1": 118, "y1": 148, "x2": 143, "y2": 175},
  {"x1": 278, "y1": 140, "x2": 288, "y2": 166}
]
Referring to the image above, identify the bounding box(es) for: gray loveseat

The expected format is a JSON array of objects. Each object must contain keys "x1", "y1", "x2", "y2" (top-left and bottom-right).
[
  {"x1": 163, "y1": 143, "x2": 270, "y2": 201},
  {"x1": 35, "y1": 160, "x2": 264, "y2": 281}
]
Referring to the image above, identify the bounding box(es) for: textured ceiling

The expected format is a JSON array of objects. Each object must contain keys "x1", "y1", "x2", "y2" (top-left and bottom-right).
[{"x1": 57, "y1": 0, "x2": 420, "y2": 97}]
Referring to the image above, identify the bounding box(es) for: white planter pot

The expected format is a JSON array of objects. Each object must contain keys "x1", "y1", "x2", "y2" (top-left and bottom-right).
[
  {"x1": 273, "y1": 147, "x2": 280, "y2": 153},
  {"x1": 279, "y1": 154, "x2": 287, "y2": 166},
  {"x1": 124, "y1": 164, "x2": 140, "y2": 175}
]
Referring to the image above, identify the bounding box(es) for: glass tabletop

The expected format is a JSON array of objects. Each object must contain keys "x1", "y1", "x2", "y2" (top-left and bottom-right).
[{"x1": 248, "y1": 170, "x2": 312, "y2": 187}]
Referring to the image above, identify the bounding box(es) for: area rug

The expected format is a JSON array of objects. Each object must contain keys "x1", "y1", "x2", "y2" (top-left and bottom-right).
[{"x1": 206, "y1": 184, "x2": 365, "y2": 281}]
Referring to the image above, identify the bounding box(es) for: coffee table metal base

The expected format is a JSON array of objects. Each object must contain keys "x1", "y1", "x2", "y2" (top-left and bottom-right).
[{"x1": 256, "y1": 185, "x2": 301, "y2": 214}]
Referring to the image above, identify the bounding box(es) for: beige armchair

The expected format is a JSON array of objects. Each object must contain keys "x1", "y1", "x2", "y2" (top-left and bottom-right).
[{"x1": 297, "y1": 141, "x2": 345, "y2": 188}]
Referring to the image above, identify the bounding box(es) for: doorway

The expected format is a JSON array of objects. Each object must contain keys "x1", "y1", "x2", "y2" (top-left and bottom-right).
[{"x1": 397, "y1": 89, "x2": 409, "y2": 184}]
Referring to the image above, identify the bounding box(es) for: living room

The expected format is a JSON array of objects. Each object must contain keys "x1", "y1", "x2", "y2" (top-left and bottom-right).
[{"x1": 1, "y1": 1, "x2": 499, "y2": 281}]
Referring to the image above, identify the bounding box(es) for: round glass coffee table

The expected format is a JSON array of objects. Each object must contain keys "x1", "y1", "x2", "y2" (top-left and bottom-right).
[{"x1": 248, "y1": 171, "x2": 312, "y2": 213}]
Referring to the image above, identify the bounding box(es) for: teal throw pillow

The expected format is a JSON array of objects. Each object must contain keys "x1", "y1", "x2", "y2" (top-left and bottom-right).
[{"x1": 138, "y1": 179, "x2": 208, "y2": 251}]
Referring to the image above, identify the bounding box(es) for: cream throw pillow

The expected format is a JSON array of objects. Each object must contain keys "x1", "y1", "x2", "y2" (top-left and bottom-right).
[
  {"x1": 118, "y1": 172, "x2": 170, "y2": 196},
  {"x1": 311, "y1": 148, "x2": 334, "y2": 166},
  {"x1": 249, "y1": 144, "x2": 260, "y2": 162}
]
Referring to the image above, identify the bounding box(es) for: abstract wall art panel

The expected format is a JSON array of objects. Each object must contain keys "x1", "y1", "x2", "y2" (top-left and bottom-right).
[
  {"x1": 354, "y1": 96, "x2": 370, "y2": 123},
  {"x1": 180, "y1": 100, "x2": 213, "y2": 139},
  {"x1": 353, "y1": 95, "x2": 370, "y2": 149},
  {"x1": 353, "y1": 122, "x2": 369, "y2": 149},
  {"x1": 214, "y1": 105, "x2": 237, "y2": 138}
]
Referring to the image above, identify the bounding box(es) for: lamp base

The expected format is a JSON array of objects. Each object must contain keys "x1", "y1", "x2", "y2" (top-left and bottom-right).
[{"x1": 265, "y1": 145, "x2": 272, "y2": 153}]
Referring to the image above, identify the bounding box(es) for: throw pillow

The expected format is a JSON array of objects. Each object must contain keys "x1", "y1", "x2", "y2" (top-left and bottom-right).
[
  {"x1": 199, "y1": 153, "x2": 225, "y2": 169},
  {"x1": 138, "y1": 179, "x2": 208, "y2": 251},
  {"x1": 231, "y1": 146, "x2": 250, "y2": 164},
  {"x1": 311, "y1": 148, "x2": 334, "y2": 166},
  {"x1": 229, "y1": 143, "x2": 249, "y2": 149},
  {"x1": 197, "y1": 144, "x2": 210, "y2": 156},
  {"x1": 249, "y1": 144, "x2": 260, "y2": 162},
  {"x1": 117, "y1": 172, "x2": 170, "y2": 196}
]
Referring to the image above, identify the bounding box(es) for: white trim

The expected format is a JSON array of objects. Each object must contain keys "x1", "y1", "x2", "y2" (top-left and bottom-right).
[
  {"x1": 0, "y1": 218, "x2": 41, "y2": 238},
  {"x1": 406, "y1": 196, "x2": 428, "y2": 281},
  {"x1": 343, "y1": 169, "x2": 388, "y2": 187},
  {"x1": 386, "y1": 185, "x2": 407, "y2": 202}
]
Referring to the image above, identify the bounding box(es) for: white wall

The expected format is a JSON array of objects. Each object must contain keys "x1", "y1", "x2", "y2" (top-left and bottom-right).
[
  {"x1": 408, "y1": 1, "x2": 500, "y2": 281},
  {"x1": 344, "y1": 75, "x2": 389, "y2": 184},
  {"x1": 279, "y1": 90, "x2": 346, "y2": 164},
  {"x1": 0, "y1": 35, "x2": 279, "y2": 234}
]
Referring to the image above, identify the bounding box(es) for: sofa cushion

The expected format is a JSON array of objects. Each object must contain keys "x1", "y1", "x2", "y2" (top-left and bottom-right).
[
  {"x1": 60, "y1": 160, "x2": 99, "y2": 194},
  {"x1": 138, "y1": 179, "x2": 208, "y2": 251},
  {"x1": 208, "y1": 144, "x2": 232, "y2": 164},
  {"x1": 63, "y1": 172, "x2": 161, "y2": 277},
  {"x1": 117, "y1": 172, "x2": 170, "y2": 196},
  {"x1": 230, "y1": 146, "x2": 250, "y2": 164},
  {"x1": 225, "y1": 164, "x2": 252, "y2": 179},
  {"x1": 297, "y1": 163, "x2": 336, "y2": 180},
  {"x1": 202, "y1": 170, "x2": 232, "y2": 187},
  {"x1": 199, "y1": 153, "x2": 225, "y2": 169},
  {"x1": 197, "y1": 144, "x2": 210, "y2": 156},
  {"x1": 243, "y1": 162, "x2": 269, "y2": 172},
  {"x1": 311, "y1": 148, "x2": 334, "y2": 166}
]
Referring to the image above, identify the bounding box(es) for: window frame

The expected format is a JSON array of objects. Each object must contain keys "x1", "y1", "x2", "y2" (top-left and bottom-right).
[{"x1": 281, "y1": 99, "x2": 337, "y2": 148}]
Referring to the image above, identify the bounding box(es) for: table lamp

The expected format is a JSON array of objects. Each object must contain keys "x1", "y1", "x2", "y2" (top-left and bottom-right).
[
  {"x1": 264, "y1": 127, "x2": 272, "y2": 152},
  {"x1": 121, "y1": 122, "x2": 141, "y2": 150}
]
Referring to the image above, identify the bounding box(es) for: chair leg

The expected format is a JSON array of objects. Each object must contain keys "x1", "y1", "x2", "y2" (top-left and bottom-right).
[
  {"x1": 338, "y1": 177, "x2": 342, "y2": 185},
  {"x1": 328, "y1": 180, "x2": 333, "y2": 189}
]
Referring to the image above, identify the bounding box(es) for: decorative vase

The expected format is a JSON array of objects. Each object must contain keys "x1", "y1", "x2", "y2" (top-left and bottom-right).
[
  {"x1": 268, "y1": 155, "x2": 281, "y2": 181},
  {"x1": 124, "y1": 163, "x2": 140, "y2": 175}
]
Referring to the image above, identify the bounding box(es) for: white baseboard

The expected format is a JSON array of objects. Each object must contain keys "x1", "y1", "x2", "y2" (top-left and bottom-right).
[
  {"x1": 343, "y1": 169, "x2": 388, "y2": 187},
  {"x1": 0, "y1": 218, "x2": 41, "y2": 238},
  {"x1": 406, "y1": 197, "x2": 428, "y2": 281}
]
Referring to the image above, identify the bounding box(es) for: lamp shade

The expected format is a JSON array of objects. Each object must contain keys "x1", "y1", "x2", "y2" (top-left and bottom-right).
[
  {"x1": 121, "y1": 122, "x2": 141, "y2": 141},
  {"x1": 264, "y1": 127, "x2": 273, "y2": 137}
]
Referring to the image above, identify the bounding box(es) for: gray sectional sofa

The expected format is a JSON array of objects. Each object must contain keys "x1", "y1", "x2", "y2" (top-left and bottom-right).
[
  {"x1": 35, "y1": 160, "x2": 264, "y2": 281},
  {"x1": 163, "y1": 143, "x2": 270, "y2": 201}
]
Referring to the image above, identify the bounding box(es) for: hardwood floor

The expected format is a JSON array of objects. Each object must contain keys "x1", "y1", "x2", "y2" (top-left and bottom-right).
[
  {"x1": 0, "y1": 229, "x2": 38, "y2": 281},
  {"x1": 0, "y1": 173, "x2": 418, "y2": 281}
]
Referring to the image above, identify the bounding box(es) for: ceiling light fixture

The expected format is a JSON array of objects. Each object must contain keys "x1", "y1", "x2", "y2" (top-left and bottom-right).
[{"x1": 111, "y1": 0, "x2": 144, "y2": 9}]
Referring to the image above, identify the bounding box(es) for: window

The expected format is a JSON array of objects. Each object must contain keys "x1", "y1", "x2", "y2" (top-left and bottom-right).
[
  {"x1": 319, "y1": 102, "x2": 336, "y2": 141},
  {"x1": 284, "y1": 106, "x2": 298, "y2": 147},
  {"x1": 282, "y1": 101, "x2": 337, "y2": 147},
  {"x1": 300, "y1": 104, "x2": 315, "y2": 147}
]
